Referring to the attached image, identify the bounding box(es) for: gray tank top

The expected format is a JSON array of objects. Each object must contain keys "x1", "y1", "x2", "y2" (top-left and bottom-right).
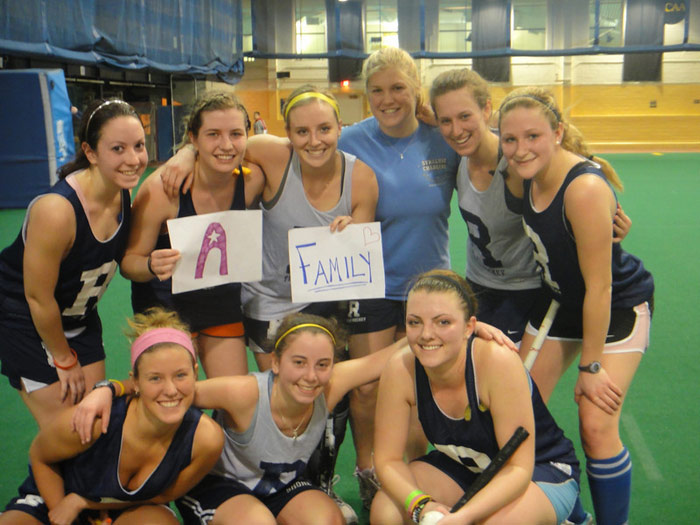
[
  {"x1": 457, "y1": 155, "x2": 541, "y2": 290},
  {"x1": 212, "y1": 371, "x2": 327, "y2": 496},
  {"x1": 242, "y1": 150, "x2": 355, "y2": 319}
]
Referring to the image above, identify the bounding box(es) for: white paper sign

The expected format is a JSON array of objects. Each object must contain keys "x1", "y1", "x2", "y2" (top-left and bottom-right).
[
  {"x1": 288, "y1": 222, "x2": 385, "y2": 302},
  {"x1": 167, "y1": 210, "x2": 262, "y2": 294}
]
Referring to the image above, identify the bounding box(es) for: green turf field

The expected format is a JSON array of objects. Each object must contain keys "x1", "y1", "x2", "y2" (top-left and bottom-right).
[{"x1": 1, "y1": 153, "x2": 698, "y2": 523}]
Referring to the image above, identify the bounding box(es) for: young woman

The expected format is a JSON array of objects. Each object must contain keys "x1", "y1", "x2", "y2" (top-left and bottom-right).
[
  {"x1": 498, "y1": 87, "x2": 654, "y2": 525},
  {"x1": 0, "y1": 307, "x2": 224, "y2": 525},
  {"x1": 123, "y1": 92, "x2": 263, "y2": 378},
  {"x1": 72, "y1": 313, "x2": 403, "y2": 525},
  {"x1": 337, "y1": 47, "x2": 461, "y2": 506},
  {"x1": 371, "y1": 270, "x2": 581, "y2": 525},
  {"x1": 429, "y1": 67, "x2": 631, "y2": 345},
  {"x1": 0, "y1": 98, "x2": 146, "y2": 427}
]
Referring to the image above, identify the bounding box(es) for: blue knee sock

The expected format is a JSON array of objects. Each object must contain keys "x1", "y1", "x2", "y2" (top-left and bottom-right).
[
  {"x1": 586, "y1": 446, "x2": 632, "y2": 525},
  {"x1": 566, "y1": 496, "x2": 589, "y2": 524}
]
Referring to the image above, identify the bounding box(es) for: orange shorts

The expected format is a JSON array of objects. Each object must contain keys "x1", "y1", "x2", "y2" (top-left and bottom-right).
[{"x1": 193, "y1": 322, "x2": 245, "y2": 339}]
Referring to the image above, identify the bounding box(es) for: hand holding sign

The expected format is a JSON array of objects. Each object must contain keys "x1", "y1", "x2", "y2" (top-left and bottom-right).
[{"x1": 288, "y1": 222, "x2": 385, "y2": 303}]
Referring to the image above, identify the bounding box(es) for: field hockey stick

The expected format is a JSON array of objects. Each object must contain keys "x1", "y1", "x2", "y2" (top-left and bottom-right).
[
  {"x1": 524, "y1": 299, "x2": 560, "y2": 371},
  {"x1": 450, "y1": 426, "x2": 530, "y2": 513}
]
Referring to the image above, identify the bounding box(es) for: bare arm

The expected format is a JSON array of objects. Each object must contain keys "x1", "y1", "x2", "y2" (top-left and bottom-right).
[
  {"x1": 30, "y1": 407, "x2": 102, "y2": 521},
  {"x1": 566, "y1": 175, "x2": 622, "y2": 414},
  {"x1": 373, "y1": 349, "x2": 421, "y2": 508},
  {"x1": 325, "y1": 338, "x2": 406, "y2": 410},
  {"x1": 120, "y1": 171, "x2": 180, "y2": 282},
  {"x1": 160, "y1": 145, "x2": 196, "y2": 198},
  {"x1": 245, "y1": 134, "x2": 294, "y2": 202},
  {"x1": 24, "y1": 195, "x2": 86, "y2": 403}
]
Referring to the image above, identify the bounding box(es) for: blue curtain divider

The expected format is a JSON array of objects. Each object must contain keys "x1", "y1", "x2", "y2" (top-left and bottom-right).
[{"x1": 0, "y1": 0, "x2": 244, "y2": 83}]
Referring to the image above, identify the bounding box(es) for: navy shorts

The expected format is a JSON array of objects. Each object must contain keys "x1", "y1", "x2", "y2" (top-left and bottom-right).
[
  {"x1": 0, "y1": 300, "x2": 105, "y2": 391},
  {"x1": 466, "y1": 279, "x2": 541, "y2": 343},
  {"x1": 415, "y1": 450, "x2": 579, "y2": 523},
  {"x1": 176, "y1": 473, "x2": 320, "y2": 522},
  {"x1": 3, "y1": 470, "x2": 171, "y2": 525},
  {"x1": 243, "y1": 301, "x2": 346, "y2": 354},
  {"x1": 527, "y1": 294, "x2": 654, "y2": 342},
  {"x1": 344, "y1": 298, "x2": 405, "y2": 335}
]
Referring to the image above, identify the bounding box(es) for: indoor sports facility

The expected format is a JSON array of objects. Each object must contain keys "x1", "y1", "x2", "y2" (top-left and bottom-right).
[{"x1": 1, "y1": 1, "x2": 699, "y2": 523}]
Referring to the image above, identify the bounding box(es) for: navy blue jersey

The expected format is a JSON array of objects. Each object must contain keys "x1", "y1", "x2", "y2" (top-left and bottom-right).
[
  {"x1": 522, "y1": 161, "x2": 654, "y2": 311},
  {"x1": 0, "y1": 176, "x2": 131, "y2": 331},
  {"x1": 131, "y1": 171, "x2": 245, "y2": 331},
  {"x1": 415, "y1": 335, "x2": 580, "y2": 482},
  {"x1": 35, "y1": 396, "x2": 200, "y2": 501},
  {"x1": 5, "y1": 396, "x2": 202, "y2": 523}
]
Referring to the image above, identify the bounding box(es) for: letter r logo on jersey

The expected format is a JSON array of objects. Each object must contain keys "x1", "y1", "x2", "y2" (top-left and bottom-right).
[
  {"x1": 195, "y1": 222, "x2": 228, "y2": 279},
  {"x1": 63, "y1": 261, "x2": 118, "y2": 317}
]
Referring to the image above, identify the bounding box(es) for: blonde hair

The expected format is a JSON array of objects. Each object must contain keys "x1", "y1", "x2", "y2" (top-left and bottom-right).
[
  {"x1": 124, "y1": 307, "x2": 194, "y2": 376},
  {"x1": 429, "y1": 68, "x2": 491, "y2": 115},
  {"x1": 282, "y1": 84, "x2": 340, "y2": 127},
  {"x1": 498, "y1": 87, "x2": 623, "y2": 191},
  {"x1": 363, "y1": 47, "x2": 425, "y2": 112}
]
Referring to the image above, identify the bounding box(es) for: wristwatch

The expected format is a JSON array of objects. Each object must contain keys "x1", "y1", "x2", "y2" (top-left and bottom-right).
[
  {"x1": 578, "y1": 361, "x2": 602, "y2": 374},
  {"x1": 92, "y1": 379, "x2": 116, "y2": 397}
]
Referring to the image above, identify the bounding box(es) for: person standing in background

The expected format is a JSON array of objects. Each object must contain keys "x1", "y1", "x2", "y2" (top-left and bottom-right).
[{"x1": 253, "y1": 111, "x2": 268, "y2": 135}]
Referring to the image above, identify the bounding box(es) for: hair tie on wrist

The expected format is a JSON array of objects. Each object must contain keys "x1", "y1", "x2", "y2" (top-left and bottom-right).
[
  {"x1": 147, "y1": 254, "x2": 156, "y2": 277},
  {"x1": 54, "y1": 348, "x2": 79, "y2": 370}
]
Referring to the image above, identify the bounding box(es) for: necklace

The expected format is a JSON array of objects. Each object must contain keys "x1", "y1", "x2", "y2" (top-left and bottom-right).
[
  {"x1": 279, "y1": 407, "x2": 312, "y2": 441},
  {"x1": 273, "y1": 385, "x2": 313, "y2": 442},
  {"x1": 384, "y1": 132, "x2": 418, "y2": 160}
]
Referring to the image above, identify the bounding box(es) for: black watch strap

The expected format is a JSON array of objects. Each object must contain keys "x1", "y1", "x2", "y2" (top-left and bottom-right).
[{"x1": 92, "y1": 379, "x2": 116, "y2": 397}]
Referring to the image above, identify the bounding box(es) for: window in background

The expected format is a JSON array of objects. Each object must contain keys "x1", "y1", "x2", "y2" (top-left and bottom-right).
[
  {"x1": 590, "y1": 0, "x2": 624, "y2": 46},
  {"x1": 438, "y1": 0, "x2": 472, "y2": 53},
  {"x1": 242, "y1": 0, "x2": 252, "y2": 52},
  {"x1": 365, "y1": 0, "x2": 399, "y2": 51},
  {"x1": 511, "y1": 0, "x2": 547, "y2": 50},
  {"x1": 296, "y1": 0, "x2": 327, "y2": 53}
]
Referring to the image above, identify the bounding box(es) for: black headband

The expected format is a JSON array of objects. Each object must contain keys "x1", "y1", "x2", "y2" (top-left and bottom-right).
[
  {"x1": 500, "y1": 94, "x2": 561, "y2": 123},
  {"x1": 415, "y1": 274, "x2": 476, "y2": 316}
]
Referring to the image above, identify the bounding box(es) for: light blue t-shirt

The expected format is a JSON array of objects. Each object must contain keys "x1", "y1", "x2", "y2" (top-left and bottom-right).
[{"x1": 340, "y1": 118, "x2": 459, "y2": 299}]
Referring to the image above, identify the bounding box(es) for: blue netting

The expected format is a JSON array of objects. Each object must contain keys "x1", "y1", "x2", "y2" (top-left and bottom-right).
[{"x1": 0, "y1": 0, "x2": 244, "y2": 82}]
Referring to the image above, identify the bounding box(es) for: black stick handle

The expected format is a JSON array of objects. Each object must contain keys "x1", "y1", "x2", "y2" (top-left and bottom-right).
[{"x1": 450, "y1": 426, "x2": 530, "y2": 513}]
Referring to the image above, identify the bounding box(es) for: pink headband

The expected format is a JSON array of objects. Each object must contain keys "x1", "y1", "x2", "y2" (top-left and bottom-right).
[{"x1": 130, "y1": 328, "x2": 196, "y2": 368}]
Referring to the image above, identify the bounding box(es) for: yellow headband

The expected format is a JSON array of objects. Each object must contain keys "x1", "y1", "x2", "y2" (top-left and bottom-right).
[
  {"x1": 274, "y1": 323, "x2": 336, "y2": 350},
  {"x1": 284, "y1": 92, "x2": 340, "y2": 121}
]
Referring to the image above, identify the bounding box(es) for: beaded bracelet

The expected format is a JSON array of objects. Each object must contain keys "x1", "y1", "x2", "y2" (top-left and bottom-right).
[
  {"x1": 53, "y1": 348, "x2": 78, "y2": 370},
  {"x1": 410, "y1": 495, "x2": 432, "y2": 523}
]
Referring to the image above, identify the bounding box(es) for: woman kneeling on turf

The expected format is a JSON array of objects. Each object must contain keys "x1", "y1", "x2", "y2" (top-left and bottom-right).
[
  {"x1": 370, "y1": 270, "x2": 580, "y2": 525},
  {"x1": 0, "y1": 307, "x2": 224, "y2": 525}
]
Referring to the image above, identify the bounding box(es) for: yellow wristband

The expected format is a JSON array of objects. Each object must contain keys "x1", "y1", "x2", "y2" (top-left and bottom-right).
[{"x1": 111, "y1": 379, "x2": 126, "y2": 397}]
